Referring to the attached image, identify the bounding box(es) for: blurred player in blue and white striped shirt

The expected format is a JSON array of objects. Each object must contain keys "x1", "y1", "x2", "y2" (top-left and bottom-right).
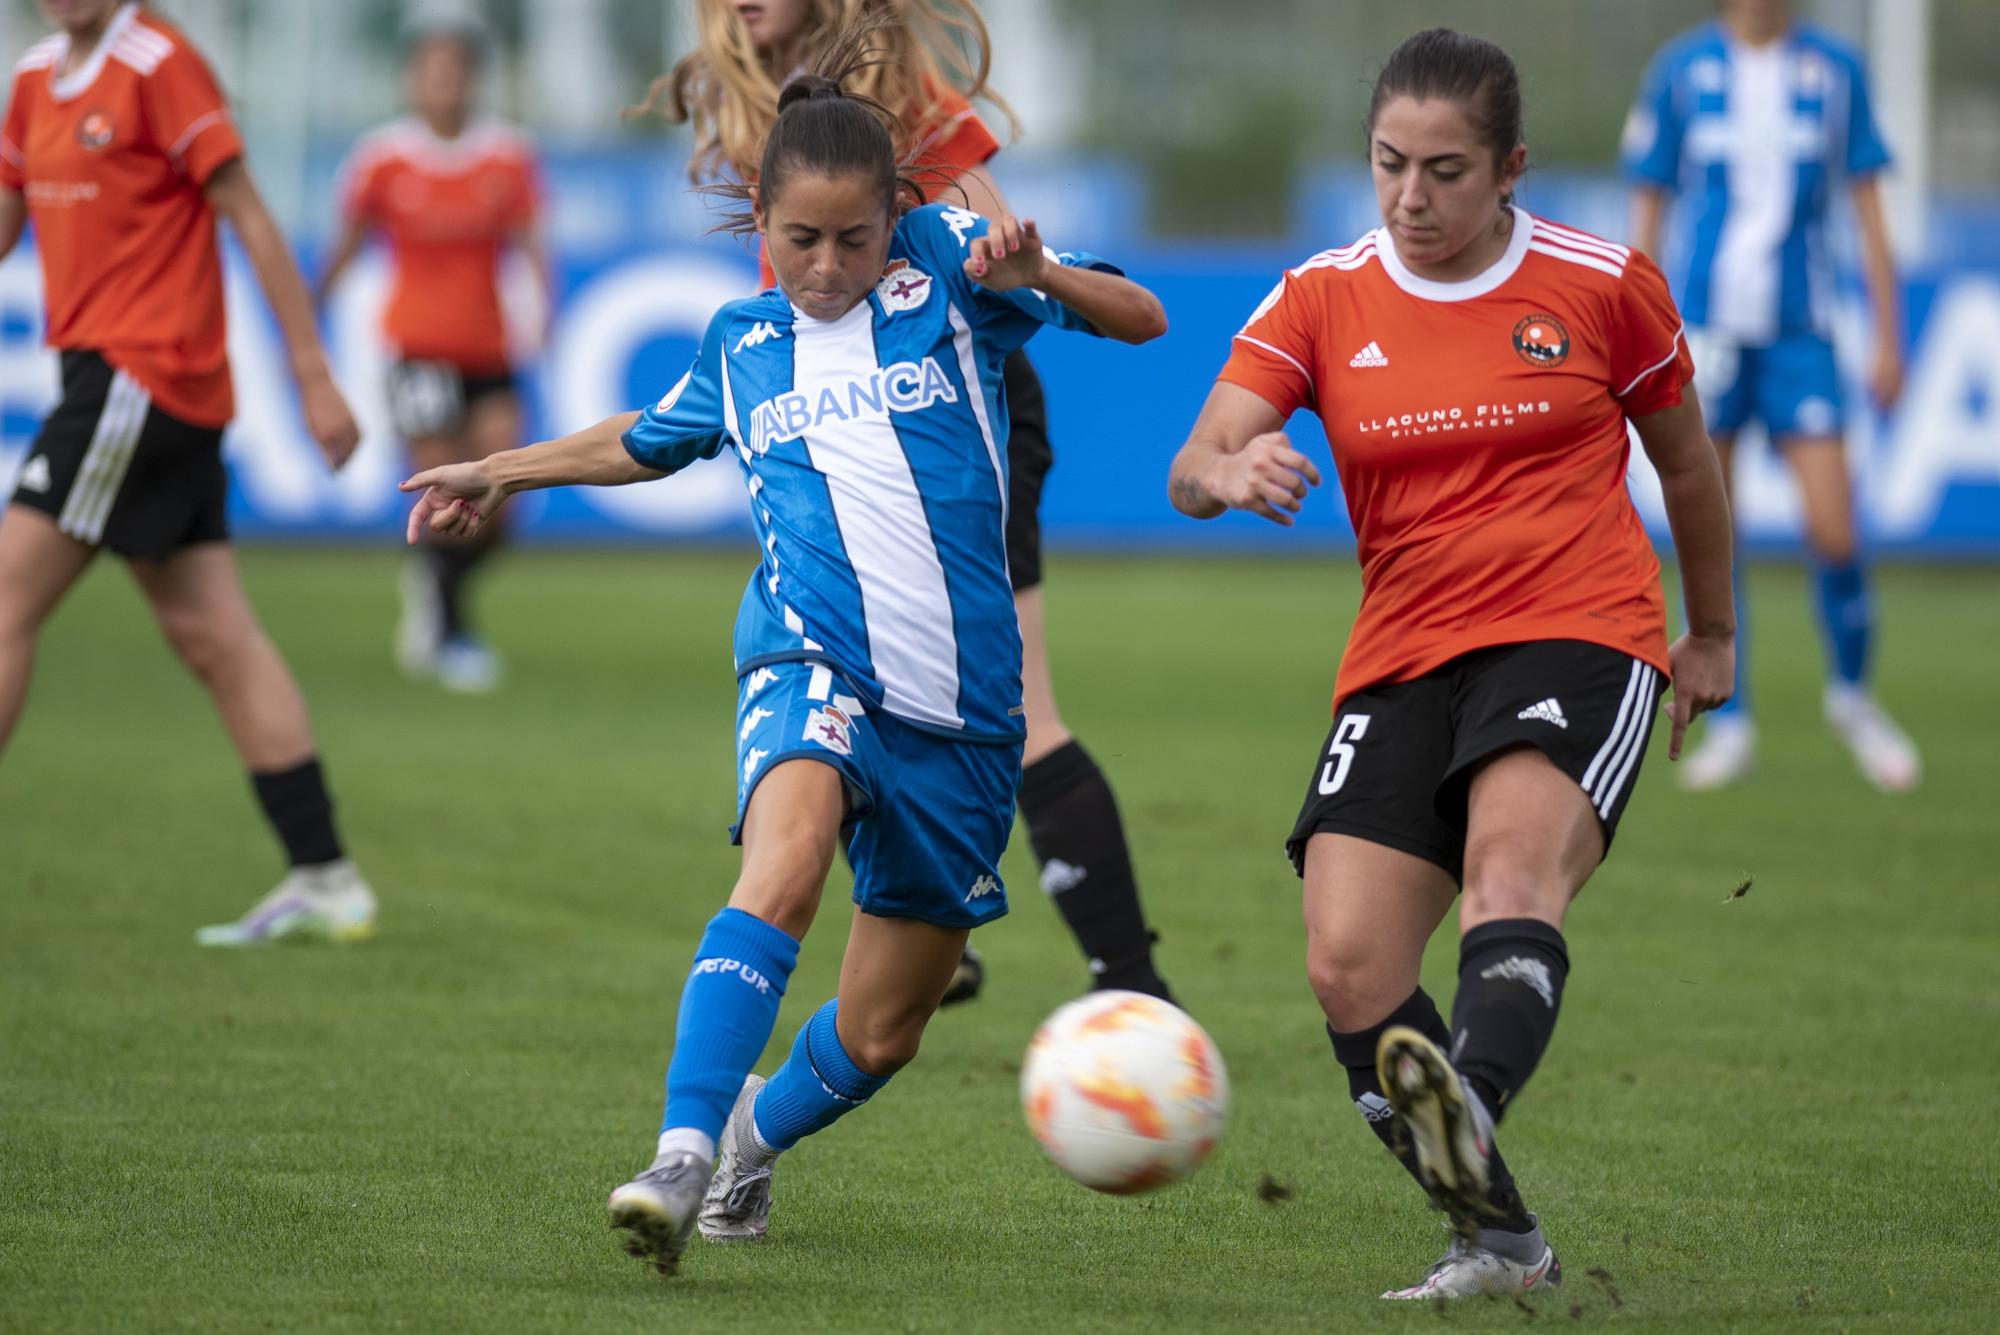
[
  {"x1": 399, "y1": 46, "x2": 1165, "y2": 1277},
  {"x1": 1624, "y1": 0, "x2": 1919, "y2": 791}
]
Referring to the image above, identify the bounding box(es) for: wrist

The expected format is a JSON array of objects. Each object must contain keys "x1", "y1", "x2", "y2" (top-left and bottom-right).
[{"x1": 291, "y1": 352, "x2": 333, "y2": 388}]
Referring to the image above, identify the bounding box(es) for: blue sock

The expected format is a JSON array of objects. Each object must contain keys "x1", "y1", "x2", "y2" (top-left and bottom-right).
[
  {"x1": 1813, "y1": 558, "x2": 1871, "y2": 686},
  {"x1": 751, "y1": 999, "x2": 890, "y2": 1151},
  {"x1": 1710, "y1": 560, "x2": 1750, "y2": 719},
  {"x1": 660, "y1": 907, "x2": 800, "y2": 1145}
]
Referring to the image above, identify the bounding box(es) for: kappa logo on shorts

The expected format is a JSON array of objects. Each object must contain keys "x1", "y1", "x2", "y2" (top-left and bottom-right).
[
  {"x1": 16, "y1": 455, "x2": 51, "y2": 494},
  {"x1": 75, "y1": 109, "x2": 115, "y2": 151},
  {"x1": 804, "y1": 706, "x2": 854, "y2": 757},
  {"x1": 875, "y1": 259, "x2": 933, "y2": 314},
  {"x1": 966, "y1": 874, "x2": 1001, "y2": 900},
  {"x1": 1512, "y1": 313, "x2": 1571, "y2": 368}
]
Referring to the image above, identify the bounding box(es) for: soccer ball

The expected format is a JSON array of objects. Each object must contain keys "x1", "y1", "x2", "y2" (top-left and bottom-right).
[{"x1": 1019, "y1": 990, "x2": 1229, "y2": 1194}]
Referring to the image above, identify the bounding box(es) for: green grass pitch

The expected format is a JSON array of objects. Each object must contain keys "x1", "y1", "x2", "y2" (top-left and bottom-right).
[{"x1": 3, "y1": 550, "x2": 1996, "y2": 1332}]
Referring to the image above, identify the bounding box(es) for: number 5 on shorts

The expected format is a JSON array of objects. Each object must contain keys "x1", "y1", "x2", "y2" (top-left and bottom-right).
[{"x1": 1319, "y1": 714, "x2": 1371, "y2": 794}]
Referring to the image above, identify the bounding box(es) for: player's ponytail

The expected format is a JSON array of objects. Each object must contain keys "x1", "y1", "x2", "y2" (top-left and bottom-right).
[
  {"x1": 1367, "y1": 29, "x2": 1525, "y2": 198},
  {"x1": 710, "y1": 19, "x2": 926, "y2": 236}
]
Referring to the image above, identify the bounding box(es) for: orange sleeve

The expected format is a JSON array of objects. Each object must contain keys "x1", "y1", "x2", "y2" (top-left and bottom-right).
[
  {"x1": 1216, "y1": 271, "x2": 1321, "y2": 419},
  {"x1": 1, "y1": 72, "x2": 30, "y2": 191},
  {"x1": 909, "y1": 85, "x2": 1000, "y2": 176},
  {"x1": 142, "y1": 45, "x2": 242, "y2": 186},
  {"x1": 1609, "y1": 250, "x2": 1694, "y2": 418},
  {"x1": 507, "y1": 145, "x2": 542, "y2": 232}
]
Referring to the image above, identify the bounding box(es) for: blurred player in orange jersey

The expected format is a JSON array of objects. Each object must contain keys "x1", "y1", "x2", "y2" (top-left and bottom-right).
[
  {"x1": 636, "y1": 0, "x2": 1177, "y2": 1007},
  {"x1": 319, "y1": 20, "x2": 546, "y2": 693},
  {"x1": 0, "y1": 0, "x2": 377, "y2": 946},
  {"x1": 1172, "y1": 28, "x2": 1736, "y2": 1301}
]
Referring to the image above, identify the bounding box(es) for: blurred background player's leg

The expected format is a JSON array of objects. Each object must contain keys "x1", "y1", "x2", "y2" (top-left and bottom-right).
[
  {"x1": 125, "y1": 543, "x2": 375, "y2": 946},
  {"x1": 0, "y1": 507, "x2": 97, "y2": 753},
  {"x1": 944, "y1": 351, "x2": 1172, "y2": 1006}
]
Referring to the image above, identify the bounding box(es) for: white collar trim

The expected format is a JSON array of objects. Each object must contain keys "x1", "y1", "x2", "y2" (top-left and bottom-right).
[
  {"x1": 50, "y1": 3, "x2": 139, "y2": 103},
  {"x1": 1374, "y1": 205, "x2": 1534, "y2": 303}
]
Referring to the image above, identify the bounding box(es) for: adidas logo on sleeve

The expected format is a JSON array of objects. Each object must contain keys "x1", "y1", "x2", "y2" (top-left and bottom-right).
[{"x1": 1348, "y1": 341, "x2": 1389, "y2": 368}]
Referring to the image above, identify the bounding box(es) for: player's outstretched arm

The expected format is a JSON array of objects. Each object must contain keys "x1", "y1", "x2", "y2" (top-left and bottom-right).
[
  {"x1": 964, "y1": 215, "x2": 1166, "y2": 344},
  {"x1": 1168, "y1": 382, "x2": 1321, "y2": 527},
  {"x1": 399, "y1": 411, "x2": 657, "y2": 544},
  {"x1": 205, "y1": 160, "x2": 361, "y2": 471},
  {"x1": 1633, "y1": 393, "x2": 1736, "y2": 760}
]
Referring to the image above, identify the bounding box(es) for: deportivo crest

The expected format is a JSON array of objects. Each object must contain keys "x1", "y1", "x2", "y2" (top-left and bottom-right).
[
  {"x1": 1512, "y1": 313, "x2": 1570, "y2": 368},
  {"x1": 75, "y1": 109, "x2": 115, "y2": 151},
  {"x1": 804, "y1": 705, "x2": 854, "y2": 757},
  {"x1": 875, "y1": 259, "x2": 933, "y2": 314}
]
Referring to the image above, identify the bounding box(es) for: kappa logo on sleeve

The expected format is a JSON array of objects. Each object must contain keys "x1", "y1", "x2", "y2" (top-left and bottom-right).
[{"x1": 940, "y1": 206, "x2": 981, "y2": 246}]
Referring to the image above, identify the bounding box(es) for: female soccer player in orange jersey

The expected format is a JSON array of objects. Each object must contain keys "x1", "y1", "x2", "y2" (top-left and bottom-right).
[
  {"x1": 319, "y1": 21, "x2": 546, "y2": 693},
  {"x1": 643, "y1": 0, "x2": 1175, "y2": 1005},
  {"x1": 1171, "y1": 29, "x2": 1736, "y2": 1300},
  {"x1": 0, "y1": 0, "x2": 376, "y2": 946}
]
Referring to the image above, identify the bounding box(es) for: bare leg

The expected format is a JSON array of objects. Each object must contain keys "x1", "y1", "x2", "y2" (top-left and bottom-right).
[
  {"x1": 834, "y1": 908, "x2": 971, "y2": 1075},
  {"x1": 0, "y1": 505, "x2": 97, "y2": 754}
]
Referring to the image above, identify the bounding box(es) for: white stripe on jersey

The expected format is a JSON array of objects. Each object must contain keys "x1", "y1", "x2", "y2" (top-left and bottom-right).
[
  {"x1": 1533, "y1": 219, "x2": 1631, "y2": 263},
  {"x1": 1711, "y1": 43, "x2": 1794, "y2": 342},
  {"x1": 945, "y1": 302, "x2": 1007, "y2": 527},
  {"x1": 791, "y1": 303, "x2": 965, "y2": 731},
  {"x1": 1615, "y1": 325, "x2": 1689, "y2": 399},
  {"x1": 1527, "y1": 240, "x2": 1625, "y2": 279}
]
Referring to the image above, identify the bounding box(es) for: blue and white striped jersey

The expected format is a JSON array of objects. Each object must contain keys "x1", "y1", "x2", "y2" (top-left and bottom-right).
[
  {"x1": 1621, "y1": 21, "x2": 1890, "y2": 344},
  {"x1": 622, "y1": 202, "x2": 1116, "y2": 742}
]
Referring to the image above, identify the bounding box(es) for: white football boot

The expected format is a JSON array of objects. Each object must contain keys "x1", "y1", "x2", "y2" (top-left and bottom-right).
[
  {"x1": 1377, "y1": 1025, "x2": 1495, "y2": 1236},
  {"x1": 194, "y1": 859, "x2": 378, "y2": 947},
  {"x1": 1382, "y1": 1219, "x2": 1564, "y2": 1301},
  {"x1": 699, "y1": 1074, "x2": 778, "y2": 1241},
  {"x1": 608, "y1": 1151, "x2": 714, "y2": 1276},
  {"x1": 1677, "y1": 714, "x2": 1755, "y2": 791},
  {"x1": 435, "y1": 636, "x2": 504, "y2": 695},
  {"x1": 1823, "y1": 684, "x2": 1921, "y2": 792}
]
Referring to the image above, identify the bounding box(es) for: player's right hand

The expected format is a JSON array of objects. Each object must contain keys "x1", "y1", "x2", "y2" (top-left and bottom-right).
[
  {"x1": 1202, "y1": 431, "x2": 1322, "y2": 526},
  {"x1": 302, "y1": 374, "x2": 362, "y2": 471},
  {"x1": 399, "y1": 462, "x2": 506, "y2": 544}
]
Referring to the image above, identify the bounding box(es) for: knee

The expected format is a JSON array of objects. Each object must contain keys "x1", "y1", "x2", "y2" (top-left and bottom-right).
[
  {"x1": 1305, "y1": 938, "x2": 1409, "y2": 1033},
  {"x1": 1461, "y1": 832, "x2": 1557, "y2": 926},
  {"x1": 156, "y1": 607, "x2": 243, "y2": 682},
  {"x1": 1807, "y1": 520, "x2": 1857, "y2": 566},
  {"x1": 844, "y1": 1012, "x2": 926, "y2": 1077}
]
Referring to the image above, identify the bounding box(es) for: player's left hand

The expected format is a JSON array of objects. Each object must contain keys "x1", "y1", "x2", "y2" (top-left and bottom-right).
[
  {"x1": 301, "y1": 371, "x2": 361, "y2": 471},
  {"x1": 1868, "y1": 336, "x2": 1904, "y2": 411},
  {"x1": 1663, "y1": 630, "x2": 1735, "y2": 761},
  {"x1": 400, "y1": 461, "x2": 506, "y2": 544},
  {"x1": 965, "y1": 215, "x2": 1050, "y2": 293}
]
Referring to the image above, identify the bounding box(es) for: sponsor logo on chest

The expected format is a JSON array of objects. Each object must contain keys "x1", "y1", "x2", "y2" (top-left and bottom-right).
[
  {"x1": 1355, "y1": 400, "x2": 1554, "y2": 439},
  {"x1": 747, "y1": 357, "x2": 958, "y2": 454}
]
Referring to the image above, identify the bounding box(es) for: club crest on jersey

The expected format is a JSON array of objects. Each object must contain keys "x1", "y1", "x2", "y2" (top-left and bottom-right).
[
  {"x1": 875, "y1": 259, "x2": 933, "y2": 314},
  {"x1": 1512, "y1": 313, "x2": 1571, "y2": 368},
  {"x1": 804, "y1": 705, "x2": 854, "y2": 757},
  {"x1": 75, "y1": 110, "x2": 115, "y2": 151}
]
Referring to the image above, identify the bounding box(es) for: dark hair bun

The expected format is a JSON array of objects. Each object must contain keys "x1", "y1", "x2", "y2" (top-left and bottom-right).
[{"x1": 777, "y1": 73, "x2": 845, "y2": 113}]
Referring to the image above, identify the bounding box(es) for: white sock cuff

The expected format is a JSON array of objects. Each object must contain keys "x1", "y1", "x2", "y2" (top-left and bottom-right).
[{"x1": 656, "y1": 1127, "x2": 716, "y2": 1166}]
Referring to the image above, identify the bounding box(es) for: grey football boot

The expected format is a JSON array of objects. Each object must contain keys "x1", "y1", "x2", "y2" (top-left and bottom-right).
[
  {"x1": 699, "y1": 1074, "x2": 778, "y2": 1241},
  {"x1": 607, "y1": 1151, "x2": 713, "y2": 1275}
]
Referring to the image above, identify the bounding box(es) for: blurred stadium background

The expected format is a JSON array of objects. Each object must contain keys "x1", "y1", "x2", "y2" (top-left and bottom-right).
[{"x1": 1, "y1": 0, "x2": 1994, "y2": 556}]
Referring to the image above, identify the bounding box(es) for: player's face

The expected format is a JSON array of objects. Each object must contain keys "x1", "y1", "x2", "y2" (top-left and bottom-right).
[
  {"x1": 408, "y1": 37, "x2": 476, "y2": 128},
  {"x1": 731, "y1": 0, "x2": 813, "y2": 51},
  {"x1": 36, "y1": 0, "x2": 120, "y2": 33},
  {"x1": 756, "y1": 170, "x2": 895, "y2": 322},
  {"x1": 1370, "y1": 96, "x2": 1524, "y2": 277}
]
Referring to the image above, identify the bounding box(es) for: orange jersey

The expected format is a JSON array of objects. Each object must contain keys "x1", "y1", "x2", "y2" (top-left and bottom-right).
[
  {"x1": 0, "y1": 5, "x2": 244, "y2": 427},
  {"x1": 1220, "y1": 209, "x2": 1692, "y2": 708},
  {"x1": 337, "y1": 120, "x2": 540, "y2": 373},
  {"x1": 756, "y1": 84, "x2": 999, "y2": 291}
]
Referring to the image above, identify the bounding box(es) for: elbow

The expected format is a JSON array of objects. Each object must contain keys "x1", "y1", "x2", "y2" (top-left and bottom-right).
[{"x1": 1121, "y1": 299, "x2": 1168, "y2": 345}]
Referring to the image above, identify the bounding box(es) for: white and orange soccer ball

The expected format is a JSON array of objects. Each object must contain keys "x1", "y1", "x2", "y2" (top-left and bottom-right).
[{"x1": 1019, "y1": 990, "x2": 1229, "y2": 1194}]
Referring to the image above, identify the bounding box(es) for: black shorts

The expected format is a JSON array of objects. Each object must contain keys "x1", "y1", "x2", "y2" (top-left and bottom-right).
[
  {"x1": 387, "y1": 359, "x2": 517, "y2": 439},
  {"x1": 1285, "y1": 640, "x2": 1666, "y2": 879},
  {"x1": 1002, "y1": 349, "x2": 1051, "y2": 593},
  {"x1": 8, "y1": 350, "x2": 228, "y2": 559}
]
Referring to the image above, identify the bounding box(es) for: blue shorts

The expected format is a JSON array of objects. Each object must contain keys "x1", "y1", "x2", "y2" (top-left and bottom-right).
[
  {"x1": 731, "y1": 660, "x2": 1022, "y2": 930},
  {"x1": 1690, "y1": 328, "x2": 1845, "y2": 441}
]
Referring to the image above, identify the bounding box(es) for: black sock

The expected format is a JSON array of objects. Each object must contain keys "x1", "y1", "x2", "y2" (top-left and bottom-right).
[
  {"x1": 1451, "y1": 918, "x2": 1571, "y2": 1122},
  {"x1": 1018, "y1": 740, "x2": 1172, "y2": 1001},
  {"x1": 427, "y1": 532, "x2": 500, "y2": 641},
  {"x1": 1327, "y1": 987, "x2": 1533, "y2": 1230},
  {"x1": 250, "y1": 757, "x2": 343, "y2": 869}
]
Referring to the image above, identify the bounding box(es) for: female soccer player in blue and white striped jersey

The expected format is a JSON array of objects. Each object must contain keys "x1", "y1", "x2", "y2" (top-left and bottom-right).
[
  {"x1": 1624, "y1": 0, "x2": 1919, "y2": 791},
  {"x1": 399, "y1": 49, "x2": 1164, "y2": 1277}
]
